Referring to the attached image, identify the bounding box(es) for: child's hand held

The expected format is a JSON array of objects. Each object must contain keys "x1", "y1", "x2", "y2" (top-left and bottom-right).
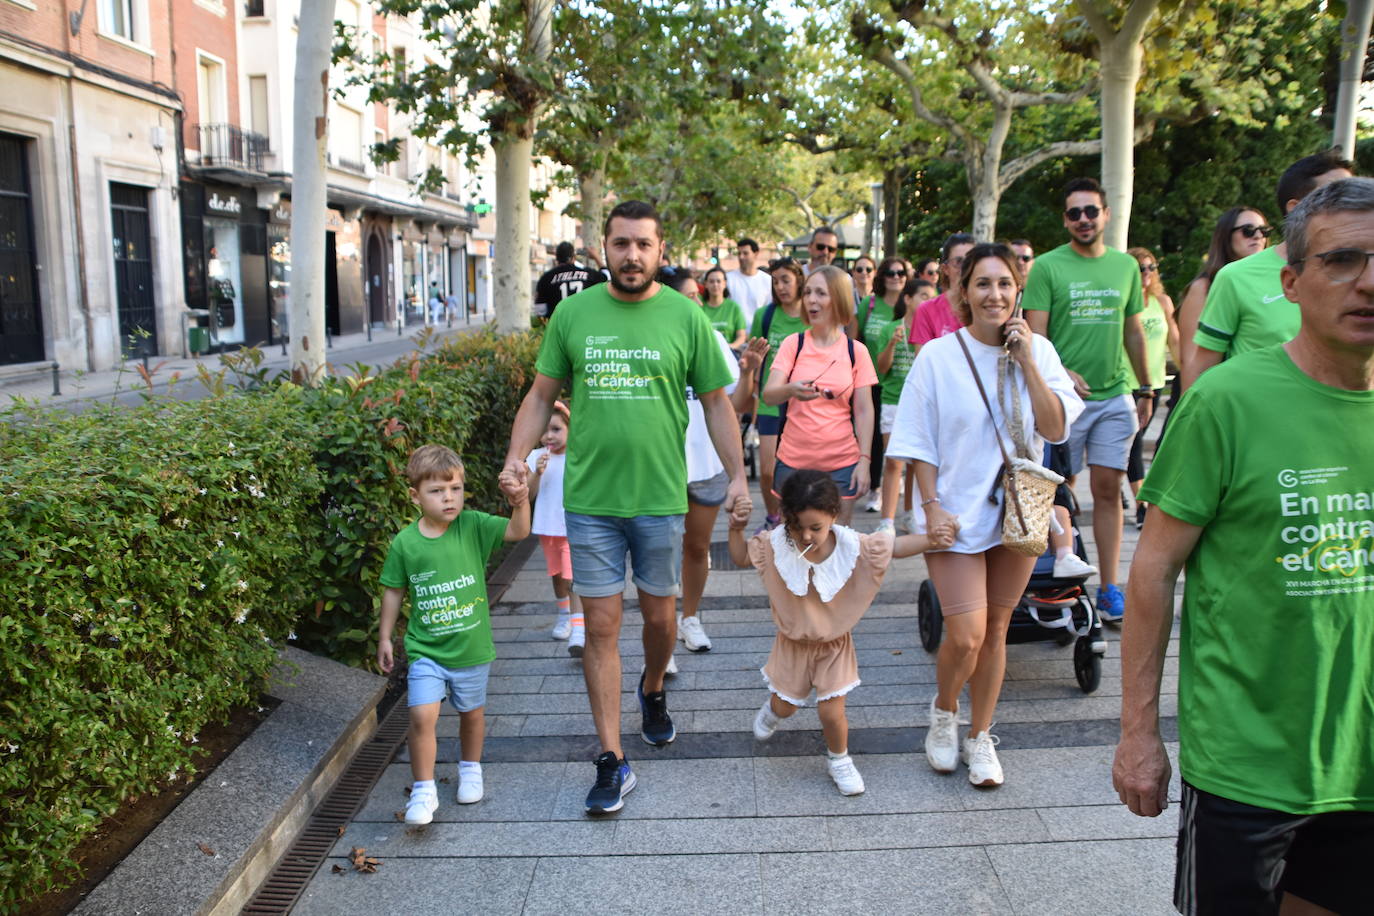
[{"x1": 377, "y1": 640, "x2": 394, "y2": 674}]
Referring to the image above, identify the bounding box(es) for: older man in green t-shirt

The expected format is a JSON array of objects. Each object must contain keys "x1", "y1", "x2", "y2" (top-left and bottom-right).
[
  {"x1": 1116, "y1": 177, "x2": 1374, "y2": 914},
  {"x1": 504, "y1": 201, "x2": 746, "y2": 817},
  {"x1": 1025, "y1": 177, "x2": 1152, "y2": 624}
]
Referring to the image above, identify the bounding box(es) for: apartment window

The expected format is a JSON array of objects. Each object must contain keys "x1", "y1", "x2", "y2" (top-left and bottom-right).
[
  {"x1": 330, "y1": 106, "x2": 364, "y2": 172},
  {"x1": 100, "y1": 0, "x2": 136, "y2": 40},
  {"x1": 248, "y1": 75, "x2": 270, "y2": 143},
  {"x1": 197, "y1": 54, "x2": 227, "y2": 126}
]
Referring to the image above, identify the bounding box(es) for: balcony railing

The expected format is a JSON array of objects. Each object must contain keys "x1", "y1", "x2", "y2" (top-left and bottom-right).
[{"x1": 197, "y1": 123, "x2": 270, "y2": 172}]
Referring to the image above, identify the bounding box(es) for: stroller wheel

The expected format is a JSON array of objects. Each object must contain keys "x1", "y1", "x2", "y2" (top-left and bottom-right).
[
  {"x1": 1054, "y1": 628, "x2": 1075, "y2": 647},
  {"x1": 1074, "y1": 636, "x2": 1102, "y2": 694},
  {"x1": 918, "y1": 579, "x2": 943, "y2": 652}
]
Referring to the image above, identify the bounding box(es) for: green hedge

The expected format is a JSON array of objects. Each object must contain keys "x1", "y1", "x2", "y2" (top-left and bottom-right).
[{"x1": 0, "y1": 329, "x2": 539, "y2": 911}]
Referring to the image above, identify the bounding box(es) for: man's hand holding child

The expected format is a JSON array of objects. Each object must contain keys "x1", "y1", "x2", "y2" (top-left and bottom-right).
[
  {"x1": 729, "y1": 493, "x2": 753, "y2": 529},
  {"x1": 498, "y1": 469, "x2": 528, "y2": 506}
]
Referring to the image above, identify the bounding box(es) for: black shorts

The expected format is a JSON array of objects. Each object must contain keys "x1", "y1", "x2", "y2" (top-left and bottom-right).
[{"x1": 1175, "y1": 780, "x2": 1374, "y2": 915}]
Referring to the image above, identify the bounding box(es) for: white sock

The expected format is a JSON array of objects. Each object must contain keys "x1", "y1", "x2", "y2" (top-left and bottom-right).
[
  {"x1": 827, "y1": 748, "x2": 848, "y2": 760},
  {"x1": 458, "y1": 761, "x2": 481, "y2": 773},
  {"x1": 413, "y1": 779, "x2": 436, "y2": 793},
  {"x1": 759, "y1": 702, "x2": 780, "y2": 725},
  {"x1": 1055, "y1": 545, "x2": 1071, "y2": 560}
]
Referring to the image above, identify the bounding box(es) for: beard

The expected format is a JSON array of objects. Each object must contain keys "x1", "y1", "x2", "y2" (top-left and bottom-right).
[{"x1": 610, "y1": 264, "x2": 655, "y2": 295}]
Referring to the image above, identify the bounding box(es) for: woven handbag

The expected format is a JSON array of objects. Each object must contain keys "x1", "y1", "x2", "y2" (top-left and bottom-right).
[{"x1": 955, "y1": 331, "x2": 1064, "y2": 557}]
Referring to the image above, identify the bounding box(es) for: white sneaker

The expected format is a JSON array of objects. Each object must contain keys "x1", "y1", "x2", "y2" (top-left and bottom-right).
[
  {"x1": 567, "y1": 626, "x2": 585, "y2": 658},
  {"x1": 1052, "y1": 553, "x2": 1097, "y2": 579},
  {"x1": 404, "y1": 788, "x2": 438, "y2": 825},
  {"x1": 679, "y1": 615, "x2": 712, "y2": 652},
  {"x1": 828, "y1": 754, "x2": 865, "y2": 795},
  {"x1": 457, "y1": 766, "x2": 483, "y2": 804},
  {"x1": 864, "y1": 493, "x2": 881, "y2": 513},
  {"x1": 925, "y1": 699, "x2": 960, "y2": 773},
  {"x1": 640, "y1": 655, "x2": 678, "y2": 677},
  {"x1": 753, "y1": 701, "x2": 780, "y2": 741},
  {"x1": 962, "y1": 730, "x2": 1004, "y2": 787},
  {"x1": 552, "y1": 615, "x2": 572, "y2": 640},
  {"x1": 898, "y1": 509, "x2": 917, "y2": 534}
]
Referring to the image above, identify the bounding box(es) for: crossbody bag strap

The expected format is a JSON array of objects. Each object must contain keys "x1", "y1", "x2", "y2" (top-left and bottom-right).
[{"x1": 955, "y1": 330, "x2": 1027, "y2": 531}]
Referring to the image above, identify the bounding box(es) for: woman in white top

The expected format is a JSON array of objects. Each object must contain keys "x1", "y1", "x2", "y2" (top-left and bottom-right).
[{"x1": 887, "y1": 242, "x2": 1083, "y2": 788}]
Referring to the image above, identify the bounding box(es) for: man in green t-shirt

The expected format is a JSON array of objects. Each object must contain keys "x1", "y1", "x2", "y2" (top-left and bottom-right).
[
  {"x1": 504, "y1": 200, "x2": 746, "y2": 816},
  {"x1": 1184, "y1": 149, "x2": 1355, "y2": 391},
  {"x1": 1115, "y1": 178, "x2": 1374, "y2": 914},
  {"x1": 1025, "y1": 177, "x2": 1152, "y2": 623}
]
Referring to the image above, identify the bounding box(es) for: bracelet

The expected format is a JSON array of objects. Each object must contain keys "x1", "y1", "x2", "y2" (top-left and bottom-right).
[
  {"x1": 859, "y1": 453, "x2": 870, "y2": 459},
  {"x1": 921, "y1": 497, "x2": 941, "y2": 507}
]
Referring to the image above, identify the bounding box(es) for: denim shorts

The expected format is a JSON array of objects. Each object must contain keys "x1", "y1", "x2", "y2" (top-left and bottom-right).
[
  {"x1": 772, "y1": 458, "x2": 859, "y2": 499},
  {"x1": 1067, "y1": 394, "x2": 1137, "y2": 474},
  {"x1": 565, "y1": 512, "x2": 685, "y2": 598},
  {"x1": 407, "y1": 656, "x2": 491, "y2": 712},
  {"x1": 755, "y1": 413, "x2": 782, "y2": 437}
]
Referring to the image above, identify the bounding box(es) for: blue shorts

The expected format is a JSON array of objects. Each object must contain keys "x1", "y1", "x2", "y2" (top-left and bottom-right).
[
  {"x1": 565, "y1": 512, "x2": 685, "y2": 599},
  {"x1": 407, "y1": 656, "x2": 491, "y2": 712},
  {"x1": 1067, "y1": 394, "x2": 1137, "y2": 474},
  {"x1": 772, "y1": 458, "x2": 859, "y2": 500},
  {"x1": 756, "y1": 413, "x2": 782, "y2": 437}
]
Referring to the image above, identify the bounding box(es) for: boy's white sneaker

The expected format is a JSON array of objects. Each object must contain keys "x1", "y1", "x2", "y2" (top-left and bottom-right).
[
  {"x1": 679, "y1": 615, "x2": 712, "y2": 652},
  {"x1": 897, "y1": 509, "x2": 917, "y2": 534},
  {"x1": 962, "y1": 730, "x2": 1004, "y2": 787},
  {"x1": 552, "y1": 615, "x2": 572, "y2": 640},
  {"x1": 404, "y1": 788, "x2": 439, "y2": 825},
  {"x1": 457, "y1": 766, "x2": 483, "y2": 804},
  {"x1": 567, "y1": 626, "x2": 585, "y2": 658},
  {"x1": 925, "y1": 698, "x2": 960, "y2": 773},
  {"x1": 827, "y1": 754, "x2": 865, "y2": 796},
  {"x1": 753, "y1": 701, "x2": 781, "y2": 741},
  {"x1": 1052, "y1": 553, "x2": 1097, "y2": 579}
]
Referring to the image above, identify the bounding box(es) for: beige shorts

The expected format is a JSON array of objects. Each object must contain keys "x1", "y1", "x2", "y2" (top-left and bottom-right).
[
  {"x1": 926, "y1": 547, "x2": 1038, "y2": 616},
  {"x1": 762, "y1": 632, "x2": 860, "y2": 706}
]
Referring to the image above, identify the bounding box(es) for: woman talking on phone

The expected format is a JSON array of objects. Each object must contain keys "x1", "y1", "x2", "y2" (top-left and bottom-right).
[{"x1": 887, "y1": 243, "x2": 1083, "y2": 787}]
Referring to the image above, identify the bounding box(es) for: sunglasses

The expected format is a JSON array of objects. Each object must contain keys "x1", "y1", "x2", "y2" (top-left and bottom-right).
[
  {"x1": 1064, "y1": 205, "x2": 1101, "y2": 221},
  {"x1": 944, "y1": 255, "x2": 965, "y2": 268},
  {"x1": 1233, "y1": 224, "x2": 1273, "y2": 239},
  {"x1": 1139, "y1": 263, "x2": 1157, "y2": 273},
  {"x1": 883, "y1": 269, "x2": 907, "y2": 278},
  {"x1": 812, "y1": 243, "x2": 837, "y2": 253},
  {"x1": 851, "y1": 265, "x2": 874, "y2": 273}
]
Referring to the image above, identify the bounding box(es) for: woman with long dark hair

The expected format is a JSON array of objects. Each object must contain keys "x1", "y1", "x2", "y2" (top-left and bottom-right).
[{"x1": 1174, "y1": 206, "x2": 1270, "y2": 373}]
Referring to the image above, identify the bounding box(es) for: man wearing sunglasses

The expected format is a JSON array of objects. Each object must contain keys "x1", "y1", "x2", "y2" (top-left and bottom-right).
[
  {"x1": 1116, "y1": 176, "x2": 1374, "y2": 916},
  {"x1": 1024, "y1": 177, "x2": 1153, "y2": 625},
  {"x1": 807, "y1": 226, "x2": 840, "y2": 274},
  {"x1": 1185, "y1": 150, "x2": 1355, "y2": 391},
  {"x1": 1010, "y1": 240, "x2": 1035, "y2": 278}
]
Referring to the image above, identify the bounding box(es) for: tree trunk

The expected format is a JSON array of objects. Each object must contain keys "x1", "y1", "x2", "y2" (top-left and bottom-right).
[
  {"x1": 1099, "y1": 36, "x2": 1144, "y2": 251},
  {"x1": 970, "y1": 163, "x2": 1000, "y2": 241},
  {"x1": 289, "y1": 0, "x2": 335, "y2": 385},
  {"x1": 1334, "y1": 0, "x2": 1373, "y2": 156},
  {"x1": 881, "y1": 166, "x2": 905, "y2": 257},
  {"x1": 578, "y1": 161, "x2": 606, "y2": 260},
  {"x1": 492, "y1": 135, "x2": 534, "y2": 334}
]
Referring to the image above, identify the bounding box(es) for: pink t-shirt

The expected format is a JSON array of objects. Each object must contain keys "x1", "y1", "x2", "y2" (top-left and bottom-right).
[
  {"x1": 911, "y1": 293, "x2": 962, "y2": 345},
  {"x1": 770, "y1": 329, "x2": 879, "y2": 471}
]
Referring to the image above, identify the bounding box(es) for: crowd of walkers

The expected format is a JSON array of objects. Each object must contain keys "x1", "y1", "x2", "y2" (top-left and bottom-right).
[{"x1": 381, "y1": 148, "x2": 1371, "y2": 915}]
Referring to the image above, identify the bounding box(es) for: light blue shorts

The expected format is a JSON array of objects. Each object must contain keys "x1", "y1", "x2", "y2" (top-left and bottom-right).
[
  {"x1": 407, "y1": 656, "x2": 491, "y2": 712},
  {"x1": 1067, "y1": 394, "x2": 1137, "y2": 474},
  {"x1": 565, "y1": 512, "x2": 685, "y2": 599}
]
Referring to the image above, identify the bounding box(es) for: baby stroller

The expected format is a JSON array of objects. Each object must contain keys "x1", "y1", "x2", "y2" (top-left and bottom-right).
[{"x1": 916, "y1": 469, "x2": 1106, "y2": 694}]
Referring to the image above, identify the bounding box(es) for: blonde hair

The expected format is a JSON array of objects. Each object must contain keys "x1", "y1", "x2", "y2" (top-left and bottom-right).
[
  {"x1": 802, "y1": 265, "x2": 857, "y2": 327},
  {"x1": 406, "y1": 444, "x2": 464, "y2": 487},
  {"x1": 1128, "y1": 246, "x2": 1164, "y2": 299}
]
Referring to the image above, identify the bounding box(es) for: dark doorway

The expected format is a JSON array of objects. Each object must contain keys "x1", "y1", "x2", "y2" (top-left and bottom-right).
[
  {"x1": 0, "y1": 133, "x2": 45, "y2": 365},
  {"x1": 367, "y1": 231, "x2": 386, "y2": 325},
  {"x1": 324, "y1": 230, "x2": 340, "y2": 335},
  {"x1": 110, "y1": 182, "x2": 157, "y2": 358}
]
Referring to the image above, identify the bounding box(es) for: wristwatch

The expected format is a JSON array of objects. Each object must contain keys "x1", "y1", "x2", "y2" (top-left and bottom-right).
[{"x1": 1132, "y1": 386, "x2": 1153, "y2": 399}]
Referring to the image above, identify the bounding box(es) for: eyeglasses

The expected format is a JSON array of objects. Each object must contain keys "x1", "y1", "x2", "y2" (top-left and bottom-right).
[
  {"x1": 944, "y1": 255, "x2": 965, "y2": 268},
  {"x1": 1233, "y1": 224, "x2": 1273, "y2": 239},
  {"x1": 851, "y1": 265, "x2": 874, "y2": 273},
  {"x1": 1139, "y1": 263, "x2": 1157, "y2": 273},
  {"x1": 812, "y1": 243, "x2": 837, "y2": 253},
  {"x1": 883, "y1": 269, "x2": 907, "y2": 278},
  {"x1": 1292, "y1": 248, "x2": 1374, "y2": 283},
  {"x1": 1064, "y1": 205, "x2": 1101, "y2": 221},
  {"x1": 1017, "y1": 255, "x2": 1033, "y2": 263}
]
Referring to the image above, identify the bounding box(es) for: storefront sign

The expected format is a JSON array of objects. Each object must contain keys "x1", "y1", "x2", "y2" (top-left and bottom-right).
[
  {"x1": 206, "y1": 189, "x2": 244, "y2": 218},
  {"x1": 270, "y1": 200, "x2": 292, "y2": 224}
]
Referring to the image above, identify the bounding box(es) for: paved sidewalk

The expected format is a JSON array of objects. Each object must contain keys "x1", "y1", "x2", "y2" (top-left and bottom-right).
[
  {"x1": 0, "y1": 312, "x2": 493, "y2": 410},
  {"x1": 297, "y1": 466, "x2": 1183, "y2": 915}
]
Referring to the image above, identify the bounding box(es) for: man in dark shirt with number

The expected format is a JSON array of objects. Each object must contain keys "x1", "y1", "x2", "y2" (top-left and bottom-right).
[{"x1": 536, "y1": 242, "x2": 606, "y2": 321}]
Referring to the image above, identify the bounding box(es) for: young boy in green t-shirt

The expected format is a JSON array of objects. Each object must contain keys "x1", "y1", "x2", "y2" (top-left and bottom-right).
[{"x1": 378, "y1": 444, "x2": 530, "y2": 825}]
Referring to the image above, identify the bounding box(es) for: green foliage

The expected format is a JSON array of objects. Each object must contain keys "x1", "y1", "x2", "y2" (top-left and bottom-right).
[
  {"x1": 0, "y1": 391, "x2": 322, "y2": 910},
  {"x1": 0, "y1": 329, "x2": 540, "y2": 909}
]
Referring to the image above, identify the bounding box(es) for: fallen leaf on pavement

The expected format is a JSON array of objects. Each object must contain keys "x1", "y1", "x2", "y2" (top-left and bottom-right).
[
  {"x1": 196, "y1": 843, "x2": 215, "y2": 856},
  {"x1": 892, "y1": 650, "x2": 902, "y2": 655},
  {"x1": 331, "y1": 864, "x2": 345, "y2": 874}
]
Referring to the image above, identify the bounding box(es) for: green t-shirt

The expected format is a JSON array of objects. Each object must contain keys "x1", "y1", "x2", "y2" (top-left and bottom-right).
[
  {"x1": 1194, "y1": 247, "x2": 1298, "y2": 357},
  {"x1": 1126, "y1": 293, "x2": 1169, "y2": 391},
  {"x1": 535, "y1": 283, "x2": 733, "y2": 517},
  {"x1": 1140, "y1": 346, "x2": 1374, "y2": 815},
  {"x1": 748, "y1": 302, "x2": 808, "y2": 418},
  {"x1": 379, "y1": 511, "x2": 508, "y2": 670},
  {"x1": 701, "y1": 298, "x2": 745, "y2": 341},
  {"x1": 857, "y1": 295, "x2": 897, "y2": 368},
  {"x1": 1022, "y1": 243, "x2": 1144, "y2": 399},
  {"x1": 877, "y1": 316, "x2": 918, "y2": 405}
]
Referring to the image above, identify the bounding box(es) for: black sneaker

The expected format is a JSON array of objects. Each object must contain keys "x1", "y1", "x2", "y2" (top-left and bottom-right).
[
  {"x1": 1136, "y1": 503, "x2": 1146, "y2": 530},
  {"x1": 584, "y1": 751, "x2": 636, "y2": 815},
  {"x1": 638, "y1": 672, "x2": 676, "y2": 746}
]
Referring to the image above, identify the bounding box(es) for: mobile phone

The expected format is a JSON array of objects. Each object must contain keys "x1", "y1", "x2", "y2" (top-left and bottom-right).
[{"x1": 1002, "y1": 292, "x2": 1024, "y2": 342}]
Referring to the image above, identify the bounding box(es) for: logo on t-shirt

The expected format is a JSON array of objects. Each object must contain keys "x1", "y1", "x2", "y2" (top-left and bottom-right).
[
  {"x1": 582, "y1": 334, "x2": 668, "y2": 399},
  {"x1": 1067, "y1": 280, "x2": 1122, "y2": 323},
  {"x1": 1276, "y1": 465, "x2": 1374, "y2": 595}
]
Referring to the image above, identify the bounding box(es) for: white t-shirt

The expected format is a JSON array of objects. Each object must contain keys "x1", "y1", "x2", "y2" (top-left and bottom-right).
[
  {"x1": 726, "y1": 269, "x2": 772, "y2": 325},
  {"x1": 685, "y1": 331, "x2": 741, "y2": 483},
  {"x1": 525, "y1": 448, "x2": 566, "y2": 537},
  {"x1": 886, "y1": 329, "x2": 1083, "y2": 553}
]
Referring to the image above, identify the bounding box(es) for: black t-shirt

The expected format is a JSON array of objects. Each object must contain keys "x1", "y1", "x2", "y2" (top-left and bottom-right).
[{"x1": 535, "y1": 263, "x2": 606, "y2": 318}]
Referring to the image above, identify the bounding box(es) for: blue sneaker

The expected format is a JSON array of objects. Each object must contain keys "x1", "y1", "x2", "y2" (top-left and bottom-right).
[
  {"x1": 1098, "y1": 583, "x2": 1125, "y2": 623},
  {"x1": 585, "y1": 751, "x2": 636, "y2": 815},
  {"x1": 638, "y1": 673, "x2": 676, "y2": 746}
]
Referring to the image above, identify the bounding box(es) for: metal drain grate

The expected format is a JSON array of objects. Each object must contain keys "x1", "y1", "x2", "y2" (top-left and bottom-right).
[
  {"x1": 709, "y1": 540, "x2": 745, "y2": 569},
  {"x1": 240, "y1": 695, "x2": 411, "y2": 914}
]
